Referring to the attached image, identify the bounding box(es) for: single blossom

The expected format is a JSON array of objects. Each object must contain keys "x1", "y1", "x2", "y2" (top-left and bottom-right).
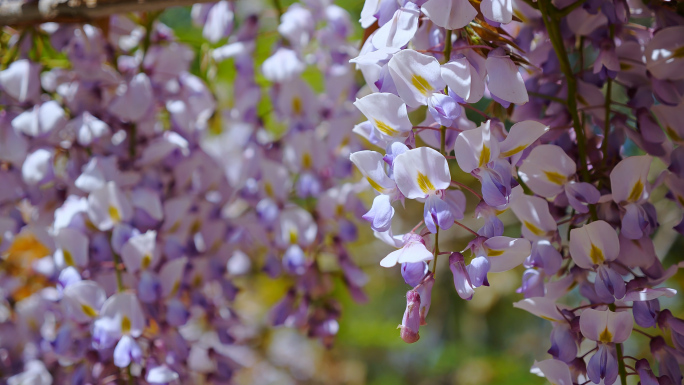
[
  {"x1": 388, "y1": 49, "x2": 446, "y2": 108},
  {"x1": 610, "y1": 155, "x2": 655, "y2": 239}
]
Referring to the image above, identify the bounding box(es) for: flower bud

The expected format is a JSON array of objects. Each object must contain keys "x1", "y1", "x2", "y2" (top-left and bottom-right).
[
  {"x1": 416, "y1": 273, "x2": 434, "y2": 325},
  {"x1": 449, "y1": 252, "x2": 474, "y2": 300},
  {"x1": 401, "y1": 261, "x2": 428, "y2": 287},
  {"x1": 399, "y1": 290, "x2": 421, "y2": 343},
  {"x1": 633, "y1": 299, "x2": 660, "y2": 328},
  {"x1": 517, "y1": 269, "x2": 544, "y2": 298}
]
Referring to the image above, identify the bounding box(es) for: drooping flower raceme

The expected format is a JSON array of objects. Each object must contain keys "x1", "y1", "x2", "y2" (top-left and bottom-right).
[{"x1": 348, "y1": 0, "x2": 684, "y2": 384}]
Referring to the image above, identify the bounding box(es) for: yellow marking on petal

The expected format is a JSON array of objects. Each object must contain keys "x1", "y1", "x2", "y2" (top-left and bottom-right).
[
  {"x1": 523, "y1": 221, "x2": 546, "y2": 237},
  {"x1": 599, "y1": 327, "x2": 613, "y2": 343},
  {"x1": 666, "y1": 126, "x2": 682, "y2": 142},
  {"x1": 108, "y1": 205, "x2": 121, "y2": 223},
  {"x1": 366, "y1": 176, "x2": 387, "y2": 194},
  {"x1": 411, "y1": 74, "x2": 432, "y2": 96},
  {"x1": 677, "y1": 195, "x2": 684, "y2": 207},
  {"x1": 627, "y1": 179, "x2": 644, "y2": 202},
  {"x1": 416, "y1": 172, "x2": 436, "y2": 194},
  {"x1": 619, "y1": 62, "x2": 632, "y2": 71},
  {"x1": 577, "y1": 94, "x2": 588, "y2": 106},
  {"x1": 63, "y1": 249, "x2": 75, "y2": 266},
  {"x1": 121, "y1": 315, "x2": 131, "y2": 334},
  {"x1": 171, "y1": 280, "x2": 181, "y2": 296},
  {"x1": 168, "y1": 221, "x2": 181, "y2": 233},
  {"x1": 513, "y1": 9, "x2": 527, "y2": 23},
  {"x1": 141, "y1": 254, "x2": 152, "y2": 270},
  {"x1": 541, "y1": 315, "x2": 558, "y2": 322},
  {"x1": 373, "y1": 119, "x2": 398, "y2": 136},
  {"x1": 289, "y1": 229, "x2": 298, "y2": 244},
  {"x1": 81, "y1": 303, "x2": 98, "y2": 318},
  {"x1": 302, "y1": 153, "x2": 312, "y2": 169},
  {"x1": 673, "y1": 45, "x2": 684, "y2": 58},
  {"x1": 479, "y1": 145, "x2": 491, "y2": 168},
  {"x1": 589, "y1": 243, "x2": 604, "y2": 264},
  {"x1": 190, "y1": 220, "x2": 201, "y2": 234},
  {"x1": 264, "y1": 182, "x2": 274, "y2": 198},
  {"x1": 487, "y1": 249, "x2": 505, "y2": 257},
  {"x1": 292, "y1": 96, "x2": 303, "y2": 116},
  {"x1": 500, "y1": 144, "x2": 527, "y2": 158},
  {"x1": 192, "y1": 274, "x2": 202, "y2": 287},
  {"x1": 543, "y1": 170, "x2": 567, "y2": 185},
  {"x1": 335, "y1": 204, "x2": 345, "y2": 217}
]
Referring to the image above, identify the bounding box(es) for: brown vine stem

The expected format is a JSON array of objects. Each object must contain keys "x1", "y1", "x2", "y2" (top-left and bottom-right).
[
  {"x1": 450, "y1": 180, "x2": 483, "y2": 200},
  {"x1": 433, "y1": 28, "x2": 452, "y2": 277},
  {"x1": 463, "y1": 104, "x2": 492, "y2": 120},
  {"x1": 600, "y1": 25, "x2": 615, "y2": 171},
  {"x1": 454, "y1": 220, "x2": 479, "y2": 236},
  {"x1": 609, "y1": 303, "x2": 628, "y2": 385}
]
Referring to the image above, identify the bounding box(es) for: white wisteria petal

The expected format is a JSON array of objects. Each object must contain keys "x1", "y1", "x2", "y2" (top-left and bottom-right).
[
  {"x1": 63, "y1": 281, "x2": 106, "y2": 323},
  {"x1": 146, "y1": 366, "x2": 179, "y2": 384},
  {"x1": 388, "y1": 49, "x2": 445, "y2": 107},
  {"x1": 481, "y1": 0, "x2": 513, "y2": 24},
  {"x1": 262, "y1": 48, "x2": 305, "y2": 82},
  {"x1": 509, "y1": 186, "x2": 557, "y2": 240},
  {"x1": 159, "y1": 257, "x2": 187, "y2": 298},
  {"x1": 350, "y1": 150, "x2": 397, "y2": 194},
  {"x1": 421, "y1": 0, "x2": 477, "y2": 30},
  {"x1": 485, "y1": 48, "x2": 528, "y2": 105},
  {"x1": 353, "y1": 93, "x2": 413, "y2": 141},
  {"x1": 623, "y1": 288, "x2": 677, "y2": 302},
  {"x1": 371, "y1": 4, "x2": 419, "y2": 50},
  {"x1": 569, "y1": 220, "x2": 619, "y2": 269},
  {"x1": 87, "y1": 181, "x2": 134, "y2": 231},
  {"x1": 518, "y1": 145, "x2": 575, "y2": 197},
  {"x1": 360, "y1": 0, "x2": 381, "y2": 28},
  {"x1": 21, "y1": 149, "x2": 53, "y2": 186},
  {"x1": 579, "y1": 308, "x2": 633, "y2": 343},
  {"x1": 12, "y1": 101, "x2": 67, "y2": 137},
  {"x1": 610, "y1": 155, "x2": 651, "y2": 204},
  {"x1": 99, "y1": 292, "x2": 146, "y2": 338},
  {"x1": 393, "y1": 147, "x2": 451, "y2": 199},
  {"x1": 644, "y1": 26, "x2": 684, "y2": 81},
  {"x1": 0, "y1": 59, "x2": 41, "y2": 103},
  {"x1": 454, "y1": 120, "x2": 500, "y2": 173},
  {"x1": 485, "y1": 236, "x2": 531, "y2": 272},
  {"x1": 54, "y1": 228, "x2": 89, "y2": 268},
  {"x1": 531, "y1": 359, "x2": 573, "y2": 385},
  {"x1": 441, "y1": 56, "x2": 485, "y2": 103},
  {"x1": 380, "y1": 240, "x2": 433, "y2": 267},
  {"x1": 121, "y1": 230, "x2": 159, "y2": 274},
  {"x1": 499, "y1": 121, "x2": 549, "y2": 158},
  {"x1": 513, "y1": 297, "x2": 565, "y2": 322}
]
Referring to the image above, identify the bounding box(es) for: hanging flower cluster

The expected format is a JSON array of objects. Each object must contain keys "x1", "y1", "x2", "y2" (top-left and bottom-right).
[
  {"x1": 351, "y1": 0, "x2": 684, "y2": 384},
  {"x1": 0, "y1": 0, "x2": 363, "y2": 382},
  {"x1": 209, "y1": 0, "x2": 366, "y2": 349}
]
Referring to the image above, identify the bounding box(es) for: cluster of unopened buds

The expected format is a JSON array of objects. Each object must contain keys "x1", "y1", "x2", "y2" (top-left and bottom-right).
[
  {"x1": 0, "y1": 0, "x2": 364, "y2": 383},
  {"x1": 351, "y1": 0, "x2": 684, "y2": 384}
]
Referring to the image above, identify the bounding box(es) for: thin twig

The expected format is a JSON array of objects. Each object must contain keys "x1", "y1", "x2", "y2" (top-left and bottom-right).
[
  {"x1": 633, "y1": 328, "x2": 655, "y2": 339},
  {"x1": 450, "y1": 180, "x2": 483, "y2": 200},
  {"x1": 454, "y1": 220, "x2": 479, "y2": 236}
]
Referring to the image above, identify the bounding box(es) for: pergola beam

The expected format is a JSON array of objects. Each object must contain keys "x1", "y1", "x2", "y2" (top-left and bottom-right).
[{"x1": 0, "y1": 0, "x2": 216, "y2": 26}]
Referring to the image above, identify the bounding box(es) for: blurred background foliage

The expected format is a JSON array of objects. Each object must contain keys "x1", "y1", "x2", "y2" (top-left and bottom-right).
[{"x1": 158, "y1": 1, "x2": 684, "y2": 384}]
